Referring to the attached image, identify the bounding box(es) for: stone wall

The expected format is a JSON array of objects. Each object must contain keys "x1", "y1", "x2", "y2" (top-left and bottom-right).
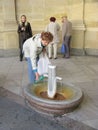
[
  {"x1": 0, "y1": 0, "x2": 98, "y2": 56},
  {"x1": 84, "y1": 0, "x2": 98, "y2": 55}
]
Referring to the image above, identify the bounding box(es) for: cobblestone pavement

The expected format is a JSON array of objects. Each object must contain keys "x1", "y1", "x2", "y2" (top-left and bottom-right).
[{"x1": 0, "y1": 55, "x2": 98, "y2": 130}]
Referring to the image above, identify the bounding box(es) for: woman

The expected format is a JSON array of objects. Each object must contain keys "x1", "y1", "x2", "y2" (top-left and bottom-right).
[
  {"x1": 17, "y1": 15, "x2": 32, "y2": 61},
  {"x1": 45, "y1": 17, "x2": 60, "y2": 59},
  {"x1": 23, "y1": 31, "x2": 53, "y2": 84}
]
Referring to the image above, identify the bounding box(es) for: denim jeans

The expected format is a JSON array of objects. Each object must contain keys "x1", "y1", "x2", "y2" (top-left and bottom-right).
[{"x1": 26, "y1": 58, "x2": 35, "y2": 84}]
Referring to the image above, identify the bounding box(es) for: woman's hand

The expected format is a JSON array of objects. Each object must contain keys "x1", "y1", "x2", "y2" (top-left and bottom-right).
[
  {"x1": 21, "y1": 27, "x2": 25, "y2": 31},
  {"x1": 42, "y1": 48, "x2": 47, "y2": 56},
  {"x1": 35, "y1": 72, "x2": 39, "y2": 81}
]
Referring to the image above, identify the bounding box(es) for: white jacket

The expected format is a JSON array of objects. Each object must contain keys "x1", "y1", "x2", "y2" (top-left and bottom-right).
[
  {"x1": 23, "y1": 34, "x2": 43, "y2": 70},
  {"x1": 45, "y1": 22, "x2": 60, "y2": 43}
]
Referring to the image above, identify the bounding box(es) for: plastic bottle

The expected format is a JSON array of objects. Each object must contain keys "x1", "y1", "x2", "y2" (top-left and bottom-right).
[{"x1": 34, "y1": 75, "x2": 44, "y2": 83}]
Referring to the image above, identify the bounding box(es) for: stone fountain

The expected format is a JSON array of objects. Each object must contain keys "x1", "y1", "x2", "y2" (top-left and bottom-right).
[{"x1": 23, "y1": 65, "x2": 83, "y2": 116}]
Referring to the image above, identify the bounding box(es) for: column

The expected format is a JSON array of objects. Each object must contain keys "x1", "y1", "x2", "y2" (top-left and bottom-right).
[{"x1": 0, "y1": 0, "x2": 18, "y2": 56}]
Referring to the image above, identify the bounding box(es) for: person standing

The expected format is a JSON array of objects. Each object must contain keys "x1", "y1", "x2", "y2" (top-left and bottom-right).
[
  {"x1": 23, "y1": 32, "x2": 53, "y2": 84},
  {"x1": 17, "y1": 15, "x2": 32, "y2": 61},
  {"x1": 45, "y1": 17, "x2": 60, "y2": 59},
  {"x1": 61, "y1": 16, "x2": 72, "y2": 58}
]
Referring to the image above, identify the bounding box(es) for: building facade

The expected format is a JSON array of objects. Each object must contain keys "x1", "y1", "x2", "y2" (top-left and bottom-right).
[{"x1": 0, "y1": 0, "x2": 98, "y2": 56}]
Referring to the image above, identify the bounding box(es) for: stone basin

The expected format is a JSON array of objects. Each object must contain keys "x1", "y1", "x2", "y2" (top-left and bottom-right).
[{"x1": 23, "y1": 81, "x2": 83, "y2": 116}]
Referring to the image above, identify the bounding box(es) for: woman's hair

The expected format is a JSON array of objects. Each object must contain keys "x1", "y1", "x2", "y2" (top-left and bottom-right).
[
  {"x1": 41, "y1": 32, "x2": 53, "y2": 42},
  {"x1": 21, "y1": 15, "x2": 26, "y2": 19},
  {"x1": 50, "y1": 17, "x2": 56, "y2": 22},
  {"x1": 62, "y1": 16, "x2": 67, "y2": 19}
]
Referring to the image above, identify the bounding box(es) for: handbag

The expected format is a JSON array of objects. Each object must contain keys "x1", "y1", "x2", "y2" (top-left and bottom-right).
[{"x1": 61, "y1": 43, "x2": 66, "y2": 54}]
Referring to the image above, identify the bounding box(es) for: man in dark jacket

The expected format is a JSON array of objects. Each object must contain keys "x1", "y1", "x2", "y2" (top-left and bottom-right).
[{"x1": 17, "y1": 15, "x2": 32, "y2": 61}]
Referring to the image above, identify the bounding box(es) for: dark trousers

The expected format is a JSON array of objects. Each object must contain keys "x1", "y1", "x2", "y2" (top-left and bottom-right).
[
  {"x1": 20, "y1": 47, "x2": 23, "y2": 61},
  {"x1": 63, "y1": 36, "x2": 71, "y2": 57},
  {"x1": 19, "y1": 39, "x2": 26, "y2": 61}
]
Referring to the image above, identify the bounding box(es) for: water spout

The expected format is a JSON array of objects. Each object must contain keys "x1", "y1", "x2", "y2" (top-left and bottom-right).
[{"x1": 44, "y1": 65, "x2": 62, "y2": 98}]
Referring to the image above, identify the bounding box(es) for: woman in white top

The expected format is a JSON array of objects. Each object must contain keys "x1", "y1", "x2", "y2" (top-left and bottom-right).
[
  {"x1": 23, "y1": 32, "x2": 53, "y2": 84},
  {"x1": 45, "y1": 17, "x2": 60, "y2": 59}
]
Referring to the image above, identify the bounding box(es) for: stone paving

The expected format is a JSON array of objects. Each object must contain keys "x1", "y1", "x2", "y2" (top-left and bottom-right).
[
  {"x1": 0, "y1": 94, "x2": 67, "y2": 130},
  {"x1": 0, "y1": 55, "x2": 98, "y2": 130}
]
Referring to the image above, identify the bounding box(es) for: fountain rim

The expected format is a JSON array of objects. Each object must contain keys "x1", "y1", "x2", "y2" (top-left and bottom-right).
[{"x1": 23, "y1": 83, "x2": 83, "y2": 105}]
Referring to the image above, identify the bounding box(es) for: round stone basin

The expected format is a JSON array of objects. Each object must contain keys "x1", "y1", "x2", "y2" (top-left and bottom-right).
[{"x1": 23, "y1": 81, "x2": 83, "y2": 116}]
